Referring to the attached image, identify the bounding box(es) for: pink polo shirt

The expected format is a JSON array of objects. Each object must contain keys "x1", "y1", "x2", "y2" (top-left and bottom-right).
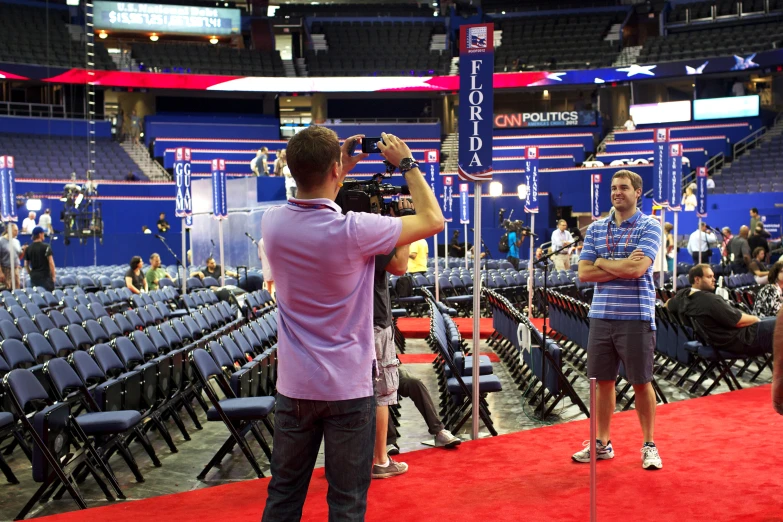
[{"x1": 261, "y1": 198, "x2": 402, "y2": 401}]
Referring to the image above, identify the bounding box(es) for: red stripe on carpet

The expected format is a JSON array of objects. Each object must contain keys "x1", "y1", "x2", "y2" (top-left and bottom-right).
[
  {"x1": 37, "y1": 385, "x2": 783, "y2": 522},
  {"x1": 396, "y1": 317, "x2": 495, "y2": 339},
  {"x1": 397, "y1": 352, "x2": 500, "y2": 364}
]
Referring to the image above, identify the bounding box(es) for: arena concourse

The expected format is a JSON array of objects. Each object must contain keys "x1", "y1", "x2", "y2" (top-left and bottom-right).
[{"x1": 0, "y1": 0, "x2": 781, "y2": 520}]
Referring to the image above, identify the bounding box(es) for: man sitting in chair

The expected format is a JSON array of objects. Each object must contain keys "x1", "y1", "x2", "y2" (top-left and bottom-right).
[
  {"x1": 665, "y1": 264, "x2": 776, "y2": 356},
  {"x1": 191, "y1": 256, "x2": 237, "y2": 282}
]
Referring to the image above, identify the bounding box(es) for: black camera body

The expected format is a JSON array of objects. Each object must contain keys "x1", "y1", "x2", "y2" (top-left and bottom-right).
[
  {"x1": 336, "y1": 175, "x2": 415, "y2": 216},
  {"x1": 502, "y1": 219, "x2": 531, "y2": 236}
]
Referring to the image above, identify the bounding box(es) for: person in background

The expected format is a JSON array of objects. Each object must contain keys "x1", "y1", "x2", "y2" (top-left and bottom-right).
[
  {"x1": 706, "y1": 174, "x2": 715, "y2": 191},
  {"x1": 191, "y1": 256, "x2": 237, "y2": 281},
  {"x1": 664, "y1": 222, "x2": 675, "y2": 272},
  {"x1": 130, "y1": 110, "x2": 142, "y2": 145},
  {"x1": 681, "y1": 185, "x2": 697, "y2": 211},
  {"x1": 449, "y1": 230, "x2": 464, "y2": 258},
  {"x1": 142, "y1": 226, "x2": 152, "y2": 235},
  {"x1": 283, "y1": 162, "x2": 297, "y2": 199},
  {"x1": 728, "y1": 225, "x2": 752, "y2": 273},
  {"x1": 749, "y1": 247, "x2": 770, "y2": 285},
  {"x1": 125, "y1": 256, "x2": 147, "y2": 294},
  {"x1": 408, "y1": 238, "x2": 429, "y2": 273},
  {"x1": 157, "y1": 212, "x2": 170, "y2": 234},
  {"x1": 748, "y1": 222, "x2": 770, "y2": 261},
  {"x1": 24, "y1": 227, "x2": 55, "y2": 291},
  {"x1": 38, "y1": 208, "x2": 53, "y2": 236},
  {"x1": 535, "y1": 247, "x2": 544, "y2": 260},
  {"x1": 21, "y1": 212, "x2": 36, "y2": 234},
  {"x1": 551, "y1": 219, "x2": 573, "y2": 271},
  {"x1": 145, "y1": 253, "x2": 172, "y2": 291},
  {"x1": 623, "y1": 114, "x2": 636, "y2": 131},
  {"x1": 125, "y1": 171, "x2": 138, "y2": 182},
  {"x1": 773, "y1": 307, "x2": 783, "y2": 415},
  {"x1": 251, "y1": 147, "x2": 270, "y2": 177},
  {"x1": 273, "y1": 148, "x2": 287, "y2": 176},
  {"x1": 749, "y1": 207, "x2": 760, "y2": 236},
  {"x1": 753, "y1": 261, "x2": 783, "y2": 318},
  {"x1": 0, "y1": 224, "x2": 21, "y2": 289},
  {"x1": 721, "y1": 227, "x2": 733, "y2": 261},
  {"x1": 687, "y1": 222, "x2": 716, "y2": 265}
]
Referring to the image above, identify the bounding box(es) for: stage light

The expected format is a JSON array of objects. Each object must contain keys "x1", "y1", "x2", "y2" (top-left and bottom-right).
[
  {"x1": 489, "y1": 181, "x2": 503, "y2": 197},
  {"x1": 26, "y1": 199, "x2": 42, "y2": 211},
  {"x1": 517, "y1": 184, "x2": 529, "y2": 200},
  {"x1": 209, "y1": 36, "x2": 219, "y2": 45},
  {"x1": 150, "y1": 33, "x2": 159, "y2": 42},
  {"x1": 99, "y1": 31, "x2": 108, "y2": 39}
]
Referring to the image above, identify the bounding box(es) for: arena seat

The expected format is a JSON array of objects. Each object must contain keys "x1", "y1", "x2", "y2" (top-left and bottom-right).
[
  {"x1": 132, "y1": 43, "x2": 284, "y2": 77},
  {"x1": 613, "y1": 122, "x2": 757, "y2": 146}
]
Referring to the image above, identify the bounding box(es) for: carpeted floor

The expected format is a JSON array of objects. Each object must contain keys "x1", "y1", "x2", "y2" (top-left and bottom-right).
[
  {"x1": 36, "y1": 385, "x2": 783, "y2": 522},
  {"x1": 397, "y1": 317, "x2": 496, "y2": 339}
]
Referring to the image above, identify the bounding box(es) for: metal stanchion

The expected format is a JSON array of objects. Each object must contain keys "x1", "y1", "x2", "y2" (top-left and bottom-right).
[
  {"x1": 527, "y1": 214, "x2": 535, "y2": 319},
  {"x1": 673, "y1": 213, "x2": 679, "y2": 292},
  {"x1": 590, "y1": 377, "x2": 597, "y2": 522},
  {"x1": 471, "y1": 182, "x2": 483, "y2": 440},
  {"x1": 464, "y1": 223, "x2": 469, "y2": 270},
  {"x1": 659, "y1": 209, "x2": 666, "y2": 289},
  {"x1": 181, "y1": 218, "x2": 188, "y2": 294},
  {"x1": 434, "y1": 233, "x2": 440, "y2": 302},
  {"x1": 218, "y1": 219, "x2": 226, "y2": 288}
]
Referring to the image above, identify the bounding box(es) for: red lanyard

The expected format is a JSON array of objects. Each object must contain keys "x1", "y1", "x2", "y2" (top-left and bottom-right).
[
  {"x1": 287, "y1": 200, "x2": 336, "y2": 212},
  {"x1": 606, "y1": 215, "x2": 639, "y2": 258}
]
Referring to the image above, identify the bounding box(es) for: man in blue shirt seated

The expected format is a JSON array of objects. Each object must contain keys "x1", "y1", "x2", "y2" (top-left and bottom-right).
[{"x1": 571, "y1": 170, "x2": 663, "y2": 471}]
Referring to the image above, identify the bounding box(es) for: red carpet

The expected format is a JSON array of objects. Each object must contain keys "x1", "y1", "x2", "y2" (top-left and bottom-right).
[
  {"x1": 38, "y1": 385, "x2": 783, "y2": 522},
  {"x1": 397, "y1": 352, "x2": 500, "y2": 364},
  {"x1": 397, "y1": 317, "x2": 495, "y2": 339}
]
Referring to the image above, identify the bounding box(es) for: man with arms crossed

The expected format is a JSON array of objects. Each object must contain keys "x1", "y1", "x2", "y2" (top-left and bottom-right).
[
  {"x1": 261, "y1": 128, "x2": 444, "y2": 521},
  {"x1": 572, "y1": 170, "x2": 663, "y2": 470}
]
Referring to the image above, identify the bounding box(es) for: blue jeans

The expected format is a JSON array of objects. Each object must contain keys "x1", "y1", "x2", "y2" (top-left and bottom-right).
[
  {"x1": 261, "y1": 393, "x2": 376, "y2": 522},
  {"x1": 745, "y1": 317, "x2": 777, "y2": 356}
]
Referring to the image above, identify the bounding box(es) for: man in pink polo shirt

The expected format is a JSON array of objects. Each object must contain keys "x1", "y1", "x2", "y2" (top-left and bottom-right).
[{"x1": 261, "y1": 127, "x2": 444, "y2": 521}]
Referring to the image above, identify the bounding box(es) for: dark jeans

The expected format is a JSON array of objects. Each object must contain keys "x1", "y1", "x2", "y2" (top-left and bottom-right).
[
  {"x1": 507, "y1": 255, "x2": 520, "y2": 270},
  {"x1": 262, "y1": 393, "x2": 376, "y2": 522},
  {"x1": 691, "y1": 251, "x2": 712, "y2": 265},
  {"x1": 386, "y1": 366, "x2": 444, "y2": 444},
  {"x1": 744, "y1": 317, "x2": 777, "y2": 357},
  {"x1": 30, "y1": 274, "x2": 54, "y2": 292}
]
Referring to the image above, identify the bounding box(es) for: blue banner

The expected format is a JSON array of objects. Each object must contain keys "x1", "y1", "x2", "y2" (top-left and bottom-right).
[
  {"x1": 459, "y1": 183, "x2": 469, "y2": 224},
  {"x1": 591, "y1": 174, "x2": 602, "y2": 220},
  {"x1": 458, "y1": 23, "x2": 494, "y2": 182},
  {"x1": 523, "y1": 146, "x2": 539, "y2": 214},
  {"x1": 425, "y1": 152, "x2": 444, "y2": 224},
  {"x1": 0, "y1": 156, "x2": 10, "y2": 221},
  {"x1": 211, "y1": 159, "x2": 228, "y2": 219},
  {"x1": 442, "y1": 175, "x2": 453, "y2": 222},
  {"x1": 668, "y1": 143, "x2": 683, "y2": 212},
  {"x1": 696, "y1": 166, "x2": 708, "y2": 218},
  {"x1": 5, "y1": 156, "x2": 16, "y2": 222},
  {"x1": 653, "y1": 128, "x2": 669, "y2": 207},
  {"x1": 174, "y1": 147, "x2": 192, "y2": 218}
]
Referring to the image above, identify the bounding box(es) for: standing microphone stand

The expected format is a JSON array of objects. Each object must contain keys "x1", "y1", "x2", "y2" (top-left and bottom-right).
[
  {"x1": 531, "y1": 238, "x2": 583, "y2": 420},
  {"x1": 155, "y1": 235, "x2": 187, "y2": 290}
]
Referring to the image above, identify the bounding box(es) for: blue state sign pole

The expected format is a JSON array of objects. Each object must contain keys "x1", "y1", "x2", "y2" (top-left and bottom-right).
[
  {"x1": 654, "y1": 129, "x2": 670, "y2": 290},
  {"x1": 459, "y1": 22, "x2": 494, "y2": 441},
  {"x1": 524, "y1": 147, "x2": 539, "y2": 320},
  {"x1": 175, "y1": 147, "x2": 192, "y2": 294},
  {"x1": 460, "y1": 183, "x2": 470, "y2": 270},
  {"x1": 696, "y1": 167, "x2": 708, "y2": 264},
  {"x1": 212, "y1": 159, "x2": 228, "y2": 287},
  {"x1": 668, "y1": 143, "x2": 683, "y2": 291}
]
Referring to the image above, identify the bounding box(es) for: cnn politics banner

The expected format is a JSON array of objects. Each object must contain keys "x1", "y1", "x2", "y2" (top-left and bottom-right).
[
  {"x1": 458, "y1": 23, "x2": 493, "y2": 182},
  {"x1": 211, "y1": 159, "x2": 228, "y2": 219},
  {"x1": 494, "y1": 110, "x2": 597, "y2": 129},
  {"x1": 523, "y1": 147, "x2": 539, "y2": 214},
  {"x1": 174, "y1": 147, "x2": 192, "y2": 218},
  {"x1": 696, "y1": 167, "x2": 708, "y2": 218}
]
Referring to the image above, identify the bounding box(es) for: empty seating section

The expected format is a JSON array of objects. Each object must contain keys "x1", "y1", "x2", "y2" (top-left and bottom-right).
[
  {"x1": 667, "y1": 0, "x2": 783, "y2": 23},
  {"x1": 639, "y1": 20, "x2": 783, "y2": 64},
  {"x1": 307, "y1": 21, "x2": 450, "y2": 77},
  {"x1": 0, "y1": 4, "x2": 114, "y2": 70},
  {"x1": 494, "y1": 13, "x2": 622, "y2": 72},
  {"x1": 0, "y1": 134, "x2": 143, "y2": 181},
  {"x1": 132, "y1": 44, "x2": 284, "y2": 77},
  {"x1": 483, "y1": 0, "x2": 621, "y2": 14},
  {"x1": 713, "y1": 132, "x2": 783, "y2": 193},
  {"x1": 0, "y1": 264, "x2": 281, "y2": 518}
]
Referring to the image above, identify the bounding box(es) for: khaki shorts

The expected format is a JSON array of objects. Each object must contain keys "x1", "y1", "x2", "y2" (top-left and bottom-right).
[{"x1": 373, "y1": 325, "x2": 399, "y2": 406}]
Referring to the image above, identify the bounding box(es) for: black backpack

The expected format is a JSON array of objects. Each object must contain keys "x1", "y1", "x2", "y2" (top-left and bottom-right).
[
  {"x1": 396, "y1": 275, "x2": 414, "y2": 298},
  {"x1": 498, "y1": 232, "x2": 510, "y2": 253}
]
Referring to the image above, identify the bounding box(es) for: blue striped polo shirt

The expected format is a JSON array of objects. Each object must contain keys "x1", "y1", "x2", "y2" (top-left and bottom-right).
[{"x1": 579, "y1": 209, "x2": 662, "y2": 329}]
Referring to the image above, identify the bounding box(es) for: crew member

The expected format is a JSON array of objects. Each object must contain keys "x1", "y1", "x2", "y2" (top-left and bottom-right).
[
  {"x1": 687, "y1": 222, "x2": 717, "y2": 264},
  {"x1": 408, "y1": 238, "x2": 429, "y2": 273},
  {"x1": 21, "y1": 212, "x2": 36, "y2": 235},
  {"x1": 572, "y1": 169, "x2": 663, "y2": 470},
  {"x1": 38, "y1": 209, "x2": 53, "y2": 236},
  {"x1": 157, "y1": 212, "x2": 170, "y2": 233},
  {"x1": 145, "y1": 253, "x2": 172, "y2": 291},
  {"x1": 24, "y1": 227, "x2": 55, "y2": 291},
  {"x1": 260, "y1": 128, "x2": 444, "y2": 521},
  {"x1": 125, "y1": 256, "x2": 147, "y2": 294},
  {"x1": 551, "y1": 219, "x2": 574, "y2": 271}
]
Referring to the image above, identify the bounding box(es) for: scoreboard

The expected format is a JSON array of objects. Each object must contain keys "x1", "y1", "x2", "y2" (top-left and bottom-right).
[{"x1": 94, "y1": 1, "x2": 241, "y2": 36}]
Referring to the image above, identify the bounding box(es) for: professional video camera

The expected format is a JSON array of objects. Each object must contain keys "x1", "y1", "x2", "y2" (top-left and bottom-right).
[
  {"x1": 502, "y1": 219, "x2": 532, "y2": 236},
  {"x1": 335, "y1": 174, "x2": 416, "y2": 216}
]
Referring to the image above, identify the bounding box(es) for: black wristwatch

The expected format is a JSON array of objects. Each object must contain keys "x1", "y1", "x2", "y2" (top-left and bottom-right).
[{"x1": 398, "y1": 158, "x2": 420, "y2": 176}]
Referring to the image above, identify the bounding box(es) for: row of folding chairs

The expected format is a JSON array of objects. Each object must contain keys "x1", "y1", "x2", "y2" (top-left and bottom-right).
[
  {"x1": 426, "y1": 299, "x2": 501, "y2": 436},
  {"x1": 0, "y1": 301, "x2": 271, "y2": 517}
]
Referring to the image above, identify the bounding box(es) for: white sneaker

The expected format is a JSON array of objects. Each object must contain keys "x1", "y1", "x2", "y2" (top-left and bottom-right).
[
  {"x1": 641, "y1": 444, "x2": 662, "y2": 470},
  {"x1": 572, "y1": 440, "x2": 614, "y2": 463},
  {"x1": 434, "y1": 429, "x2": 462, "y2": 448}
]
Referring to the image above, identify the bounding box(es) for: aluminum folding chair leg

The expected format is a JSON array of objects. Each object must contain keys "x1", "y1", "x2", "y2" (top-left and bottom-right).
[{"x1": 0, "y1": 452, "x2": 18, "y2": 484}]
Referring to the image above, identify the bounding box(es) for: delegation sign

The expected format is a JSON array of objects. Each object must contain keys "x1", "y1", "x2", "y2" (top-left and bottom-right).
[{"x1": 458, "y1": 23, "x2": 493, "y2": 182}]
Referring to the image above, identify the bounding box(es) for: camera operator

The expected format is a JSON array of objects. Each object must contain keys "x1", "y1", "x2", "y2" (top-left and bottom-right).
[
  {"x1": 506, "y1": 221, "x2": 527, "y2": 270},
  {"x1": 260, "y1": 128, "x2": 444, "y2": 521}
]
